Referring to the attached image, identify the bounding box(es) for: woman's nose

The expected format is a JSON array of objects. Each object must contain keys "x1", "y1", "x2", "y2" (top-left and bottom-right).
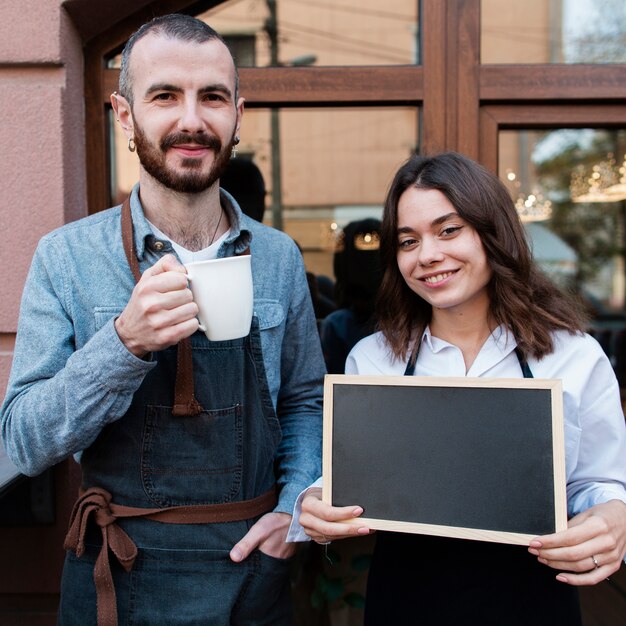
[{"x1": 417, "y1": 237, "x2": 444, "y2": 266}]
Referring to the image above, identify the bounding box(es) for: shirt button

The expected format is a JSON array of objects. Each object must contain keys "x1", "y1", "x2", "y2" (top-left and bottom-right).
[{"x1": 154, "y1": 241, "x2": 165, "y2": 251}]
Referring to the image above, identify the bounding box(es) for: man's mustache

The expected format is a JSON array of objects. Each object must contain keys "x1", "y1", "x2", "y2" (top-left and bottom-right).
[{"x1": 160, "y1": 133, "x2": 222, "y2": 151}]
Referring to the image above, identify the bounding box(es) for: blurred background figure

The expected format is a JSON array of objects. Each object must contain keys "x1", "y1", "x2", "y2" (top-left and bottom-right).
[
  {"x1": 221, "y1": 158, "x2": 267, "y2": 222},
  {"x1": 321, "y1": 218, "x2": 382, "y2": 373}
]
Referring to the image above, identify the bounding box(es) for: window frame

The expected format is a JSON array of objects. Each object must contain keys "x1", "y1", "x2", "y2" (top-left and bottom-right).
[{"x1": 84, "y1": 0, "x2": 626, "y2": 214}]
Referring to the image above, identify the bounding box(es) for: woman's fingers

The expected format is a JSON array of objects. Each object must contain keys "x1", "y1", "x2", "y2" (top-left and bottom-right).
[
  {"x1": 300, "y1": 489, "x2": 370, "y2": 542},
  {"x1": 528, "y1": 500, "x2": 626, "y2": 585}
]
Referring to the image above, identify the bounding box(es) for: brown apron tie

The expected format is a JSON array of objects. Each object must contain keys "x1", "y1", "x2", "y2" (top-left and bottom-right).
[
  {"x1": 64, "y1": 486, "x2": 277, "y2": 626},
  {"x1": 121, "y1": 197, "x2": 203, "y2": 416}
]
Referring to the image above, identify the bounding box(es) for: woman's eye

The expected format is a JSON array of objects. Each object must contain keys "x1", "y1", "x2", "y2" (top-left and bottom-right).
[
  {"x1": 441, "y1": 226, "x2": 462, "y2": 237},
  {"x1": 399, "y1": 238, "x2": 418, "y2": 249}
]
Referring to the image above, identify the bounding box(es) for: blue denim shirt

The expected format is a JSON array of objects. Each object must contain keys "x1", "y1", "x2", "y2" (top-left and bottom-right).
[{"x1": 1, "y1": 185, "x2": 325, "y2": 513}]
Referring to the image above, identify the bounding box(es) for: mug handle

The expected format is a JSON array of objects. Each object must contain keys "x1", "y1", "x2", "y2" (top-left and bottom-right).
[{"x1": 185, "y1": 274, "x2": 207, "y2": 332}]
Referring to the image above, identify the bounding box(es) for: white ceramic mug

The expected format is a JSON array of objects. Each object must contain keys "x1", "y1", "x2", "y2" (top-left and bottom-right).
[{"x1": 185, "y1": 255, "x2": 253, "y2": 342}]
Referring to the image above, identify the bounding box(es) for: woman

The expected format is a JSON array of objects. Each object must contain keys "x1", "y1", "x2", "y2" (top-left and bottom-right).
[{"x1": 298, "y1": 152, "x2": 626, "y2": 625}]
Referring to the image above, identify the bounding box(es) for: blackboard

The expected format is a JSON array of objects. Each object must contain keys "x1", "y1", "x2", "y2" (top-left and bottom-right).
[{"x1": 323, "y1": 375, "x2": 567, "y2": 545}]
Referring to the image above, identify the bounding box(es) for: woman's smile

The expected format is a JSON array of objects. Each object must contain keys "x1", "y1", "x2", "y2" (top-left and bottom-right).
[{"x1": 420, "y1": 270, "x2": 458, "y2": 285}]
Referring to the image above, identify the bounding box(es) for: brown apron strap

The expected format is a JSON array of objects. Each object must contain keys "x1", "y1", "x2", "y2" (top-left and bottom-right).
[
  {"x1": 120, "y1": 197, "x2": 203, "y2": 416},
  {"x1": 172, "y1": 339, "x2": 204, "y2": 416},
  {"x1": 65, "y1": 486, "x2": 277, "y2": 626}
]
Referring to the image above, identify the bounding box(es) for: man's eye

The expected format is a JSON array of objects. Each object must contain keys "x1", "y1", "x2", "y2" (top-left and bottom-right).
[
  {"x1": 154, "y1": 93, "x2": 173, "y2": 101},
  {"x1": 204, "y1": 93, "x2": 225, "y2": 102}
]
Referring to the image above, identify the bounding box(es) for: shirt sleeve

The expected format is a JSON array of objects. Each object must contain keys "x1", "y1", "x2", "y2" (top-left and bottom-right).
[
  {"x1": 286, "y1": 476, "x2": 323, "y2": 542},
  {"x1": 273, "y1": 244, "x2": 326, "y2": 514},
  {"x1": 564, "y1": 336, "x2": 626, "y2": 516},
  {"x1": 0, "y1": 237, "x2": 155, "y2": 476}
]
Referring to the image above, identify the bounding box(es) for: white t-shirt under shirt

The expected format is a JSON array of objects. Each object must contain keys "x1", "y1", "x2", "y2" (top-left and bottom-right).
[
  {"x1": 287, "y1": 325, "x2": 626, "y2": 542},
  {"x1": 148, "y1": 220, "x2": 230, "y2": 263}
]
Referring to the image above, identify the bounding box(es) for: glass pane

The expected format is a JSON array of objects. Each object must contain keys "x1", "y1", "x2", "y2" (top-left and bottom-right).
[
  {"x1": 198, "y1": 0, "x2": 419, "y2": 67},
  {"x1": 109, "y1": 106, "x2": 419, "y2": 278},
  {"x1": 108, "y1": 1, "x2": 419, "y2": 68},
  {"x1": 499, "y1": 128, "x2": 626, "y2": 381},
  {"x1": 482, "y1": 0, "x2": 626, "y2": 64}
]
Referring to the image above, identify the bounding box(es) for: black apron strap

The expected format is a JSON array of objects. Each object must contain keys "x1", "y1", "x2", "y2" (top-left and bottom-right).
[{"x1": 404, "y1": 335, "x2": 534, "y2": 378}]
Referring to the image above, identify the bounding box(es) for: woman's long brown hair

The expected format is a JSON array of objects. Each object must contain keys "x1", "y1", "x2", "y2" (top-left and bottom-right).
[{"x1": 377, "y1": 152, "x2": 588, "y2": 362}]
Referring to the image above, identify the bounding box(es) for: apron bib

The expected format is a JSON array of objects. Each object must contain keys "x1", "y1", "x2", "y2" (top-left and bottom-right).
[{"x1": 59, "y1": 199, "x2": 291, "y2": 626}]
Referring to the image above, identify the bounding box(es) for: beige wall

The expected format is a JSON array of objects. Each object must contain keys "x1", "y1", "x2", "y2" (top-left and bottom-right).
[{"x1": 0, "y1": 0, "x2": 86, "y2": 398}]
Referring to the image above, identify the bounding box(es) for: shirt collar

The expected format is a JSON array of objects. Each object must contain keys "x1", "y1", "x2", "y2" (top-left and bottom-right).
[
  {"x1": 421, "y1": 324, "x2": 518, "y2": 355},
  {"x1": 128, "y1": 183, "x2": 252, "y2": 261}
]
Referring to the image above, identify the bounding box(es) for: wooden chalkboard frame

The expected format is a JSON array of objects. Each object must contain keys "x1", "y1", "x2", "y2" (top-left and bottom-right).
[{"x1": 323, "y1": 375, "x2": 567, "y2": 545}]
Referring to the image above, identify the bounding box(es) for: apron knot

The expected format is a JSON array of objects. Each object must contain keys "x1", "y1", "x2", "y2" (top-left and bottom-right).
[{"x1": 64, "y1": 487, "x2": 138, "y2": 626}]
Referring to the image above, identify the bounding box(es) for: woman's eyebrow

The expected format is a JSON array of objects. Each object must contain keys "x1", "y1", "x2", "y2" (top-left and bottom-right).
[
  {"x1": 431, "y1": 212, "x2": 458, "y2": 227},
  {"x1": 396, "y1": 212, "x2": 459, "y2": 234}
]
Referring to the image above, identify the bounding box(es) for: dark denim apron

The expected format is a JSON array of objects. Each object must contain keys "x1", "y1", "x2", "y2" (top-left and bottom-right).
[
  {"x1": 58, "y1": 204, "x2": 292, "y2": 625},
  {"x1": 364, "y1": 341, "x2": 582, "y2": 626}
]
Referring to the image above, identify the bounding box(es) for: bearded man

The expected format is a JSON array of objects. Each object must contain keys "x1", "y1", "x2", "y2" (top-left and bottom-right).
[{"x1": 1, "y1": 14, "x2": 324, "y2": 625}]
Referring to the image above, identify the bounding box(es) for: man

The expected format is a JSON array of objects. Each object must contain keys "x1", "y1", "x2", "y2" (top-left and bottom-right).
[{"x1": 1, "y1": 14, "x2": 324, "y2": 625}]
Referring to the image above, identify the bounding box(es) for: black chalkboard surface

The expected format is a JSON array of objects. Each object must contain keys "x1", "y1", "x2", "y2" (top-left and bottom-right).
[{"x1": 323, "y1": 375, "x2": 567, "y2": 545}]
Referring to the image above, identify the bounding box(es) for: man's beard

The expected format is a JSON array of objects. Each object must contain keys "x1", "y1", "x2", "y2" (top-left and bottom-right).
[{"x1": 134, "y1": 122, "x2": 235, "y2": 194}]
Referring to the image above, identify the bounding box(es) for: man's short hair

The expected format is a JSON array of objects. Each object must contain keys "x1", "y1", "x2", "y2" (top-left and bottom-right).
[{"x1": 119, "y1": 13, "x2": 239, "y2": 106}]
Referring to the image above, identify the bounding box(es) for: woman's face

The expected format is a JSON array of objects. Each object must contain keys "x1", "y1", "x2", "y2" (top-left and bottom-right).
[{"x1": 396, "y1": 187, "x2": 492, "y2": 318}]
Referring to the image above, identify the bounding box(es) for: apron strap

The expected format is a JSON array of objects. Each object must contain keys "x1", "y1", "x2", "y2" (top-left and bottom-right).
[
  {"x1": 64, "y1": 486, "x2": 277, "y2": 626},
  {"x1": 121, "y1": 196, "x2": 204, "y2": 416},
  {"x1": 404, "y1": 336, "x2": 534, "y2": 378}
]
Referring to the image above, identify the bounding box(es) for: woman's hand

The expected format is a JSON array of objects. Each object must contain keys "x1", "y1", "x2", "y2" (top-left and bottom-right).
[
  {"x1": 300, "y1": 487, "x2": 372, "y2": 544},
  {"x1": 528, "y1": 499, "x2": 626, "y2": 585}
]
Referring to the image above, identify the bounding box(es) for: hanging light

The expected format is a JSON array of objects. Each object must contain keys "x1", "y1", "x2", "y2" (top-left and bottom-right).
[
  {"x1": 514, "y1": 190, "x2": 553, "y2": 222},
  {"x1": 505, "y1": 169, "x2": 552, "y2": 222},
  {"x1": 570, "y1": 154, "x2": 626, "y2": 203}
]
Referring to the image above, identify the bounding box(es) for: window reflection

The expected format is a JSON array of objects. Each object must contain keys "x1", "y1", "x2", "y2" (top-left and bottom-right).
[
  {"x1": 482, "y1": 0, "x2": 626, "y2": 64},
  {"x1": 199, "y1": 0, "x2": 420, "y2": 67},
  {"x1": 499, "y1": 129, "x2": 626, "y2": 382},
  {"x1": 109, "y1": 106, "x2": 419, "y2": 278}
]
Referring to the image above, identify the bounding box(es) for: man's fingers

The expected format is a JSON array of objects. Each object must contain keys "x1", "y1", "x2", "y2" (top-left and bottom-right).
[
  {"x1": 230, "y1": 513, "x2": 292, "y2": 563},
  {"x1": 230, "y1": 527, "x2": 262, "y2": 563},
  {"x1": 143, "y1": 253, "x2": 186, "y2": 277}
]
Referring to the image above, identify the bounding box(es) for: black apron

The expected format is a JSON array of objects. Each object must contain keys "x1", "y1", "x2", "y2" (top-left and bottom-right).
[{"x1": 364, "y1": 342, "x2": 581, "y2": 626}]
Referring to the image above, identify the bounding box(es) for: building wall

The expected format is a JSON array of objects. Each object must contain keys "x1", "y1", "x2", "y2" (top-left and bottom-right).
[
  {"x1": 0, "y1": 1, "x2": 85, "y2": 621},
  {"x1": 0, "y1": 0, "x2": 86, "y2": 399}
]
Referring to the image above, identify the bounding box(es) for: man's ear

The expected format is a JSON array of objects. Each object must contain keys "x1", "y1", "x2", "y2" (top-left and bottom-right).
[
  {"x1": 235, "y1": 96, "x2": 245, "y2": 139},
  {"x1": 111, "y1": 92, "x2": 134, "y2": 139}
]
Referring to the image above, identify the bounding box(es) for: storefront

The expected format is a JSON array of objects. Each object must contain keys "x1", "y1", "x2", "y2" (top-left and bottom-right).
[{"x1": 1, "y1": 0, "x2": 625, "y2": 622}]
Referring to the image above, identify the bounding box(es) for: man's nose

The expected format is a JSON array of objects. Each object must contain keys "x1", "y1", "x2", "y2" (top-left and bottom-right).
[{"x1": 178, "y1": 101, "x2": 204, "y2": 133}]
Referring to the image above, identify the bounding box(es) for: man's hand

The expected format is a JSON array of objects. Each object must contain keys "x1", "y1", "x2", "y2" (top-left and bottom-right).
[
  {"x1": 115, "y1": 254, "x2": 199, "y2": 357},
  {"x1": 230, "y1": 512, "x2": 296, "y2": 562}
]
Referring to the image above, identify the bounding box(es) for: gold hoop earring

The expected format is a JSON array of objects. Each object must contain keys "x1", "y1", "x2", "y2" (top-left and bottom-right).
[{"x1": 128, "y1": 137, "x2": 136, "y2": 153}]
